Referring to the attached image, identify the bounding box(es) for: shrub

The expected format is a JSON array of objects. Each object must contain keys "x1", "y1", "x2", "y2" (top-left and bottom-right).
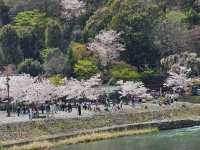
[
  {"x1": 68, "y1": 42, "x2": 89, "y2": 61},
  {"x1": 109, "y1": 62, "x2": 141, "y2": 81},
  {"x1": 74, "y1": 59, "x2": 99, "y2": 79},
  {"x1": 49, "y1": 74, "x2": 64, "y2": 86},
  {"x1": 166, "y1": 10, "x2": 187, "y2": 23},
  {"x1": 17, "y1": 59, "x2": 43, "y2": 76},
  {"x1": 141, "y1": 69, "x2": 157, "y2": 79}
]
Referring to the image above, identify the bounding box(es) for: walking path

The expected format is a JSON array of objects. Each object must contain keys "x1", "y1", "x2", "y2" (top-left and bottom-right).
[
  {"x1": 0, "y1": 109, "x2": 95, "y2": 125},
  {"x1": 0, "y1": 102, "x2": 198, "y2": 125}
]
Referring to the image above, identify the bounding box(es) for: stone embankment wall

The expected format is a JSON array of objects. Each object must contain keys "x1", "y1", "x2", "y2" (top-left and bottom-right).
[{"x1": 3, "y1": 119, "x2": 200, "y2": 148}]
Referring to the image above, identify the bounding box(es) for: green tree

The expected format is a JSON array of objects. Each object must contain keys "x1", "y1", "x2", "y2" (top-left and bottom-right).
[
  {"x1": 0, "y1": 0, "x2": 10, "y2": 25},
  {"x1": 9, "y1": 0, "x2": 62, "y2": 18},
  {"x1": 18, "y1": 28, "x2": 42, "y2": 59},
  {"x1": 185, "y1": 8, "x2": 200, "y2": 25},
  {"x1": 109, "y1": 62, "x2": 141, "y2": 81},
  {"x1": 45, "y1": 20, "x2": 63, "y2": 49},
  {"x1": 14, "y1": 10, "x2": 48, "y2": 29},
  {"x1": 84, "y1": 6, "x2": 112, "y2": 38},
  {"x1": 64, "y1": 46, "x2": 76, "y2": 76},
  {"x1": 14, "y1": 10, "x2": 54, "y2": 59},
  {"x1": 0, "y1": 48, "x2": 4, "y2": 65},
  {"x1": 176, "y1": 0, "x2": 200, "y2": 25},
  {"x1": 74, "y1": 59, "x2": 99, "y2": 79},
  {"x1": 17, "y1": 59, "x2": 43, "y2": 76},
  {"x1": 84, "y1": 0, "x2": 162, "y2": 69},
  {"x1": 0, "y1": 25, "x2": 22, "y2": 64}
]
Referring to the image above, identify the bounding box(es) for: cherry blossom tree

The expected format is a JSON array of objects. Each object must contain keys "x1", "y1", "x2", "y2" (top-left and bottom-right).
[
  {"x1": 161, "y1": 52, "x2": 195, "y2": 94},
  {"x1": 87, "y1": 30, "x2": 126, "y2": 66},
  {"x1": 0, "y1": 75, "x2": 59, "y2": 103},
  {"x1": 55, "y1": 74, "x2": 102, "y2": 100},
  {"x1": 20, "y1": 79, "x2": 57, "y2": 103},
  {"x1": 0, "y1": 73, "x2": 152, "y2": 103},
  {"x1": 161, "y1": 52, "x2": 200, "y2": 76},
  {"x1": 117, "y1": 80, "x2": 153, "y2": 100},
  {"x1": 164, "y1": 66, "x2": 192, "y2": 94},
  {"x1": 0, "y1": 75, "x2": 34, "y2": 101},
  {"x1": 60, "y1": 0, "x2": 86, "y2": 19}
]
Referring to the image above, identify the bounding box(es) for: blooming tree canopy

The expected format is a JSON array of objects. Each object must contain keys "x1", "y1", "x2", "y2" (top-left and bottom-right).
[
  {"x1": 87, "y1": 30, "x2": 126, "y2": 66},
  {"x1": 117, "y1": 80, "x2": 153, "y2": 100},
  {"x1": 55, "y1": 74, "x2": 102, "y2": 100},
  {"x1": 0, "y1": 74, "x2": 152, "y2": 103},
  {"x1": 60, "y1": 0, "x2": 86, "y2": 19},
  {"x1": 0, "y1": 75, "x2": 34, "y2": 101},
  {"x1": 164, "y1": 66, "x2": 192, "y2": 93},
  {"x1": 161, "y1": 52, "x2": 200, "y2": 75},
  {"x1": 161, "y1": 51, "x2": 194, "y2": 94},
  {"x1": 20, "y1": 79, "x2": 57, "y2": 103}
]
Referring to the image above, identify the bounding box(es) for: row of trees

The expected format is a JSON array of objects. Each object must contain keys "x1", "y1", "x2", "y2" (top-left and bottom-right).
[{"x1": 0, "y1": 74, "x2": 153, "y2": 103}]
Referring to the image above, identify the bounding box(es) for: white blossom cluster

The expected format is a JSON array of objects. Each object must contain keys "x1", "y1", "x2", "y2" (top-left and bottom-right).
[
  {"x1": 55, "y1": 74, "x2": 102, "y2": 100},
  {"x1": 0, "y1": 75, "x2": 35, "y2": 101},
  {"x1": 60, "y1": 0, "x2": 86, "y2": 19},
  {"x1": 0, "y1": 74, "x2": 152, "y2": 103},
  {"x1": 0, "y1": 75, "x2": 57, "y2": 103},
  {"x1": 161, "y1": 52, "x2": 195, "y2": 94},
  {"x1": 164, "y1": 66, "x2": 192, "y2": 93},
  {"x1": 117, "y1": 80, "x2": 153, "y2": 100},
  {"x1": 161, "y1": 52, "x2": 200, "y2": 73},
  {"x1": 21, "y1": 79, "x2": 57, "y2": 103},
  {"x1": 87, "y1": 30, "x2": 126, "y2": 66}
]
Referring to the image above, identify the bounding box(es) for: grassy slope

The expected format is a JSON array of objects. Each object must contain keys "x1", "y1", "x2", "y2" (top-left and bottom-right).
[
  {"x1": 8, "y1": 128, "x2": 159, "y2": 150},
  {"x1": 178, "y1": 96, "x2": 200, "y2": 103}
]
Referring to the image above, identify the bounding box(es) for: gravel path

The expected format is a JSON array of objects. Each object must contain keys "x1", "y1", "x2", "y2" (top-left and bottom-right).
[
  {"x1": 0, "y1": 102, "x2": 198, "y2": 125},
  {"x1": 0, "y1": 109, "x2": 95, "y2": 125}
]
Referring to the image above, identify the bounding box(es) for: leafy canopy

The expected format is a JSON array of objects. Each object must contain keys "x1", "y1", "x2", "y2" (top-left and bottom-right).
[
  {"x1": 17, "y1": 59, "x2": 43, "y2": 76},
  {"x1": 109, "y1": 62, "x2": 141, "y2": 81},
  {"x1": 74, "y1": 59, "x2": 99, "y2": 79},
  {"x1": 14, "y1": 10, "x2": 52, "y2": 29}
]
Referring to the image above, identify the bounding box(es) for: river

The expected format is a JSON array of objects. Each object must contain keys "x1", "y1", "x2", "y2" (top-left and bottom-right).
[{"x1": 54, "y1": 126, "x2": 200, "y2": 150}]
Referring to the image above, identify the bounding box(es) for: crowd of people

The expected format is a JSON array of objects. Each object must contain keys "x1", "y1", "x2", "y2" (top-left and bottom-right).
[
  {"x1": 16, "y1": 102, "x2": 79, "y2": 120},
  {"x1": 11, "y1": 92, "x2": 179, "y2": 120},
  {"x1": 15, "y1": 100, "x2": 109, "y2": 120}
]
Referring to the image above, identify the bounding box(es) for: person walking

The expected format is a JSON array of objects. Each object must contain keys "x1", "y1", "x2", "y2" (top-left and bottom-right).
[
  {"x1": 28, "y1": 107, "x2": 33, "y2": 120},
  {"x1": 46, "y1": 103, "x2": 50, "y2": 119},
  {"x1": 17, "y1": 105, "x2": 21, "y2": 117},
  {"x1": 77, "y1": 104, "x2": 81, "y2": 116},
  {"x1": 119, "y1": 100, "x2": 123, "y2": 110},
  {"x1": 68, "y1": 103, "x2": 72, "y2": 113},
  {"x1": 41, "y1": 104, "x2": 45, "y2": 114}
]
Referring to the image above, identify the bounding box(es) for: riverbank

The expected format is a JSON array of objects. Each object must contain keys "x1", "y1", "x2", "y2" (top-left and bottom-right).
[
  {"x1": 4, "y1": 119, "x2": 200, "y2": 150},
  {"x1": 7, "y1": 128, "x2": 159, "y2": 150},
  {"x1": 1, "y1": 102, "x2": 200, "y2": 149},
  {"x1": 52, "y1": 126, "x2": 200, "y2": 150}
]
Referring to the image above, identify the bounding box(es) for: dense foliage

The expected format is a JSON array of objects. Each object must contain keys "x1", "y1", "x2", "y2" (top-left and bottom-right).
[{"x1": 0, "y1": 0, "x2": 199, "y2": 84}]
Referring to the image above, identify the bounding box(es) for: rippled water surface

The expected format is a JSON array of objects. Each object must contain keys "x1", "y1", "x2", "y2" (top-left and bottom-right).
[{"x1": 54, "y1": 126, "x2": 200, "y2": 150}]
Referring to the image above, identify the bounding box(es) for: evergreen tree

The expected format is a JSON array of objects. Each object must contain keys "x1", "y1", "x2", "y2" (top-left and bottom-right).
[
  {"x1": 0, "y1": 25, "x2": 23, "y2": 64},
  {"x1": 45, "y1": 20, "x2": 63, "y2": 49},
  {"x1": 0, "y1": 0, "x2": 10, "y2": 25}
]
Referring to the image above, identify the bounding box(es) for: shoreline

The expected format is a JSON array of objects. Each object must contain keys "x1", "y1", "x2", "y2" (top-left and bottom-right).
[{"x1": 3, "y1": 118, "x2": 200, "y2": 150}]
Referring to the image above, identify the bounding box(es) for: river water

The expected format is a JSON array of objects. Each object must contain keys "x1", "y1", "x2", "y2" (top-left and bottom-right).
[{"x1": 54, "y1": 126, "x2": 200, "y2": 150}]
